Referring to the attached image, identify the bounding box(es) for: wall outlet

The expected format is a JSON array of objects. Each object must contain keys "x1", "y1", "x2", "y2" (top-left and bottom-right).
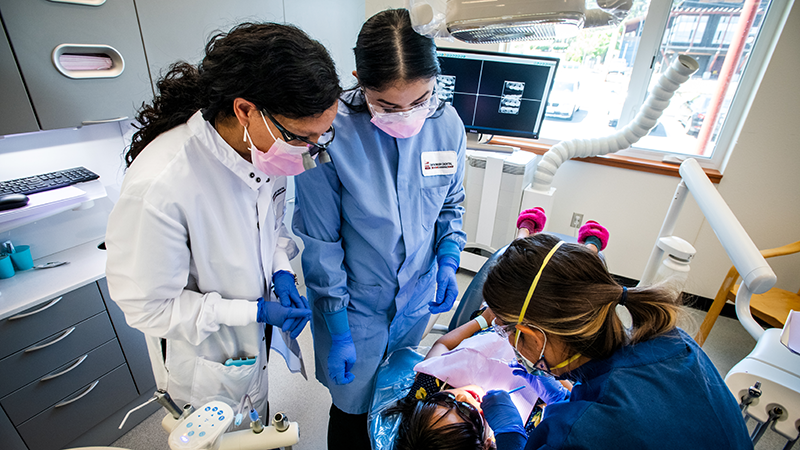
[{"x1": 570, "y1": 213, "x2": 584, "y2": 228}]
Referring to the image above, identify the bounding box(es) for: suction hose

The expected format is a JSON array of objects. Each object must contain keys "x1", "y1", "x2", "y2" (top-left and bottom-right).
[{"x1": 529, "y1": 55, "x2": 700, "y2": 193}]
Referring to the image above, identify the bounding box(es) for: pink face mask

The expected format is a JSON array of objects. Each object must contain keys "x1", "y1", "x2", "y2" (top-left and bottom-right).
[
  {"x1": 370, "y1": 108, "x2": 431, "y2": 139},
  {"x1": 366, "y1": 89, "x2": 439, "y2": 139},
  {"x1": 243, "y1": 112, "x2": 309, "y2": 177}
]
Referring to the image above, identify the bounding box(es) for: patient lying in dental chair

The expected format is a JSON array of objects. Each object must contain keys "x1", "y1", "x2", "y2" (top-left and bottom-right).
[
  {"x1": 369, "y1": 209, "x2": 609, "y2": 450},
  {"x1": 370, "y1": 307, "x2": 542, "y2": 450}
]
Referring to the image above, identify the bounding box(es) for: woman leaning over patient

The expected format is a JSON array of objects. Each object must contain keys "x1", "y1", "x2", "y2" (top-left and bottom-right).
[{"x1": 480, "y1": 233, "x2": 752, "y2": 450}]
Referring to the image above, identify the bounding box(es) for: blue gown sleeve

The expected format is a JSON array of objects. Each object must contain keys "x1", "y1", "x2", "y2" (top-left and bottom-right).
[
  {"x1": 292, "y1": 160, "x2": 350, "y2": 314},
  {"x1": 434, "y1": 123, "x2": 467, "y2": 255}
]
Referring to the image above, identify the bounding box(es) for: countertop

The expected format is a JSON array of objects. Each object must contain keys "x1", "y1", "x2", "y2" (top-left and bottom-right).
[{"x1": 0, "y1": 239, "x2": 107, "y2": 320}]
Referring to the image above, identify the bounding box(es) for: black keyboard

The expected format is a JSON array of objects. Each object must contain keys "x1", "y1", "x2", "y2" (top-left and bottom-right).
[{"x1": 0, "y1": 167, "x2": 100, "y2": 197}]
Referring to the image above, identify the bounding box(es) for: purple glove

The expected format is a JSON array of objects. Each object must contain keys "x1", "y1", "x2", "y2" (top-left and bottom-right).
[
  {"x1": 578, "y1": 220, "x2": 609, "y2": 251},
  {"x1": 256, "y1": 297, "x2": 311, "y2": 339},
  {"x1": 482, "y1": 390, "x2": 528, "y2": 439},
  {"x1": 430, "y1": 257, "x2": 458, "y2": 314},
  {"x1": 509, "y1": 361, "x2": 570, "y2": 405}
]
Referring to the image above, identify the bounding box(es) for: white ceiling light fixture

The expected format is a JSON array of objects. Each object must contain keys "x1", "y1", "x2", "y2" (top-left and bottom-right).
[{"x1": 408, "y1": 0, "x2": 632, "y2": 43}]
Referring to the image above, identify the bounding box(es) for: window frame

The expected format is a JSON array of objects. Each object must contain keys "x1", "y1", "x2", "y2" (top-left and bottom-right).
[{"x1": 499, "y1": 0, "x2": 794, "y2": 173}]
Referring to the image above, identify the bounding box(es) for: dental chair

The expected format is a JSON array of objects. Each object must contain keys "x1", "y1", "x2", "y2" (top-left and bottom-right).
[{"x1": 640, "y1": 159, "x2": 800, "y2": 448}]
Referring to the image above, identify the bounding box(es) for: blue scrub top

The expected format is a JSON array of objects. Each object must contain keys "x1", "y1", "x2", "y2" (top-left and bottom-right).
[
  {"x1": 293, "y1": 91, "x2": 467, "y2": 414},
  {"x1": 497, "y1": 328, "x2": 753, "y2": 450}
]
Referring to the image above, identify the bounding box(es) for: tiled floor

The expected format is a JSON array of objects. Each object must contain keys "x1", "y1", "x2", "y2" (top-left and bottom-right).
[{"x1": 109, "y1": 271, "x2": 792, "y2": 449}]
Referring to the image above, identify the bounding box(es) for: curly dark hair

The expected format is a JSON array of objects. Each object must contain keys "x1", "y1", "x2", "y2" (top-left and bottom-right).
[{"x1": 125, "y1": 22, "x2": 341, "y2": 167}]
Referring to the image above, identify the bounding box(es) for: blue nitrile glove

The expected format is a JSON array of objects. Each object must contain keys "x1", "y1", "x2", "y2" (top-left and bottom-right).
[
  {"x1": 482, "y1": 390, "x2": 528, "y2": 439},
  {"x1": 273, "y1": 271, "x2": 302, "y2": 307},
  {"x1": 324, "y1": 308, "x2": 356, "y2": 385},
  {"x1": 509, "y1": 361, "x2": 570, "y2": 404},
  {"x1": 429, "y1": 254, "x2": 459, "y2": 314},
  {"x1": 273, "y1": 270, "x2": 304, "y2": 332},
  {"x1": 256, "y1": 297, "x2": 312, "y2": 339}
]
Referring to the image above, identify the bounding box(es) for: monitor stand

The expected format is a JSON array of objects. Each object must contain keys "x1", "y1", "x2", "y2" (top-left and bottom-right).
[{"x1": 465, "y1": 133, "x2": 518, "y2": 153}]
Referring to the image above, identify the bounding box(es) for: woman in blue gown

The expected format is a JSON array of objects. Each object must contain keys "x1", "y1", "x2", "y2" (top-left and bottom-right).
[{"x1": 292, "y1": 8, "x2": 467, "y2": 450}]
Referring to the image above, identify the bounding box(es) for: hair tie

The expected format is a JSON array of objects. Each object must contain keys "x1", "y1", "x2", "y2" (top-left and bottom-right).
[{"x1": 619, "y1": 286, "x2": 628, "y2": 307}]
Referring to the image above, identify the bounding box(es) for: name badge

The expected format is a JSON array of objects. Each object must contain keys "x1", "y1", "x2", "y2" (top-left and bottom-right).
[{"x1": 421, "y1": 151, "x2": 457, "y2": 176}]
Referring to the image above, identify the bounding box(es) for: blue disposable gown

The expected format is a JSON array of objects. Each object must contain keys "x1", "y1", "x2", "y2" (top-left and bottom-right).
[{"x1": 292, "y1": 93, "x2": 467, "y2": 414}]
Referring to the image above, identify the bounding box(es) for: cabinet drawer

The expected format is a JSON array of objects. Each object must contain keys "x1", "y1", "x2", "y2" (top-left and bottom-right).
[
  {"x1": 0, "y1": 0, "x2": 152, "y2": 130},
  {"x1": 0, "y1": 312, "x2": 115, "y2": 398},
  {"x1": 0, "y1": 282, "x2": 106, "y2": 359},
  {"x1": 17, "y1": 364, "x2": 138, "y2": 450},
  {"x1": 2, "y1": 339, "x2": 126, "y2": 425}
]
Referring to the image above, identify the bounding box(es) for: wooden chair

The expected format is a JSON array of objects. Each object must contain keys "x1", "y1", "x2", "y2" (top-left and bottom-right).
[{"x1": 695, "y1": 240, "x2": 800, "y2": 346}]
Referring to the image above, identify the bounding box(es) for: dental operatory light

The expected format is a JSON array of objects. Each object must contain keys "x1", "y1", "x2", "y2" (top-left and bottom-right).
[{"x1": 408, "y1": 0, "x2": 632, "y2": 43}]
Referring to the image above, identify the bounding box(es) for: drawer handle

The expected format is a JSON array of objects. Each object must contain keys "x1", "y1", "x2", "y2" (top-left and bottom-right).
[
  {"x1": 81, "y1": 116, "x2": 128, "y2": 125},
  {"x1": 8, "y1": 297, "x2": 63, "y2": 320},
  {"x1": 24, "y1": 327, "x2": 75, "y2": 353},
  {"x1": 40, "y1": 354, "x2": 88, "y2": 381},
  {"x1": 54, "y1": 380, "x2": 99, "y2": 408}
]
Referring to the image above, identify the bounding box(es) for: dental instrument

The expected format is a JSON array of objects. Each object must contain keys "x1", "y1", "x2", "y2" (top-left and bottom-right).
[{"x1": 508, "y1": 385, "x2": 527, "y2": 394}]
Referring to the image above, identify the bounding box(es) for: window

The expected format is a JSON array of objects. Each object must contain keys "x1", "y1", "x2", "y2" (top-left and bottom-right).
[{"x1": 502, "y1": 0, "x2": 792, "y2": 171}]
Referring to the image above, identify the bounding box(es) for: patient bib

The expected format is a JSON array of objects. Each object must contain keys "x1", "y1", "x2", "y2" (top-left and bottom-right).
[{"x1": 414, "y1": 331, "x2": 539, "y2": 419}]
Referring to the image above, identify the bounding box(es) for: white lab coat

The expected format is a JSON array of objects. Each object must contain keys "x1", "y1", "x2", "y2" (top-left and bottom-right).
[{"x1": 105, "y1": 111, "x2": 299, "y2": 414}]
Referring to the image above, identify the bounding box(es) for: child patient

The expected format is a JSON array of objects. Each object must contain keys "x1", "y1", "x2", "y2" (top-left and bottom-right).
[{"x1": 377, "y1": 209, "x2": 609, "y2": 450}]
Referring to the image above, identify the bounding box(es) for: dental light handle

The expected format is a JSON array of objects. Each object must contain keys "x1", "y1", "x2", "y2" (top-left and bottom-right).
[{"x1": 530, "y1": 55, "x2": 700, "y2": 193}]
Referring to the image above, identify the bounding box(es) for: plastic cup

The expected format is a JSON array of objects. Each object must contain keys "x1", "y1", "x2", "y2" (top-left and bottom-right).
[
  {"x1": 10, "y1": 245, "x2": 33, "y2": 271},
  {"x1": 0, "y1": 254, "x2": 14, "y2": 279}
]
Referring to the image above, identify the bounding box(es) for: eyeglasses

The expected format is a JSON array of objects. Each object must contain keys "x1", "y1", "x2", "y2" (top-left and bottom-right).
[
  {"x1": 492, "y1": 318, "x2": 517, "y2": 340},
  {"x1": 262, "y1": 110, "x2": 335, "y2": 152},
  {"x1": 362, "y1": 87, "x2": 441, "y2": 117},
  {"x1": 425, "y1": 392, "x2": 484, "y2": 435}
]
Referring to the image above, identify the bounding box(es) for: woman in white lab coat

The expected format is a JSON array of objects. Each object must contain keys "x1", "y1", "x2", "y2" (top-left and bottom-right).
[{"x1": 105, "y1": 23, "x2": 341, "y2": 416}]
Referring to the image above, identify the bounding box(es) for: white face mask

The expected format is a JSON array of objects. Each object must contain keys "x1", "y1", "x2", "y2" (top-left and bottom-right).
[{"x1": 243, "y1": 112, "x2": 309, "y2": 176}]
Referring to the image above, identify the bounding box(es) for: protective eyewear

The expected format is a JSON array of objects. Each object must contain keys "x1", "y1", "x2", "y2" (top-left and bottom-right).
[
  {"x1": 492, "y1": 318, "x2": 518, "y2": 341},
  {"x1": 362, "y1": 87, "x2": 440, "y2": 117},
  {"x1": 262, "y1": 110, "x2": 335, "y2": 153},
  {"x1": 425, "y1": 392, "x2": 484, "y2": 435}
]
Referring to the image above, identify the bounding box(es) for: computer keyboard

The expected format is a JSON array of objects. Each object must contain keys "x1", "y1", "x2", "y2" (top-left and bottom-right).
[{"x1": 0, "y1": 167, "x2": 100, "y2": 197}]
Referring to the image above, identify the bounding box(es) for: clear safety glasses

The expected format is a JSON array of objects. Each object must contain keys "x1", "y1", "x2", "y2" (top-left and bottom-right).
[
  {"x1": 492, "y1": 318, "x2": 518, "y2": 340},
  {"x1": 262, "y1": 110, "x2": 335, "y2": 152},
  {"x1": 362, "y1": 87, "x2": 441, "y2": 118}
]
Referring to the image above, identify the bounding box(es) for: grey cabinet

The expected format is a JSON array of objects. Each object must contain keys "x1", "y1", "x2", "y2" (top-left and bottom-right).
[
  {"x1": 134, "y1": 0, "x2": 283, "y2": 78},
  {"x1": 0, "y1": 20, "x2": 38, "y2": 136},
  {"x1": 0, "y1": 279, "x2": 157, "y2": 450},
  {"x1": 0, "y1": 0, "x2": 152, "y2": 130}
]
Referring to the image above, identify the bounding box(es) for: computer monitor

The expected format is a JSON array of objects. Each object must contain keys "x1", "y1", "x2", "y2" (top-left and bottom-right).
[{"x1": 436, "y1": 48, "x2": 559, "y2": 148}]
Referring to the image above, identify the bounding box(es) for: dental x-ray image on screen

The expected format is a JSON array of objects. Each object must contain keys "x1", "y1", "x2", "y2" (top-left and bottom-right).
[{"x1": 436, "y1": 48, "x2": 558, "y2": 140}]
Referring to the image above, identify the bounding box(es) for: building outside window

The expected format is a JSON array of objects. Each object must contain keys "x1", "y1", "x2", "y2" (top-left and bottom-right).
[{"x1": 503, "y1": 0, "x2": 792, "y2": 171}]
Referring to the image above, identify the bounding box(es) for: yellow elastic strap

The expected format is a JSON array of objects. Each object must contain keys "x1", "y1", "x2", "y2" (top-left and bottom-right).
[
  {"x1": 551, "y1": 352, "x2": 582, "y2": 370},
  {"x1": 515, "y1": 240, "x2": 564, "y2": 346}
]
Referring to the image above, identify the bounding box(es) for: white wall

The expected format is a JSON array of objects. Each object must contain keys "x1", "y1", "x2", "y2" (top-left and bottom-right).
[
  {"x1": 2, "y1": 0, "x2": 796, "y2": 300},
  {"x1": 365, "y1": 0, "x2": 799, "y2": 299}
]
